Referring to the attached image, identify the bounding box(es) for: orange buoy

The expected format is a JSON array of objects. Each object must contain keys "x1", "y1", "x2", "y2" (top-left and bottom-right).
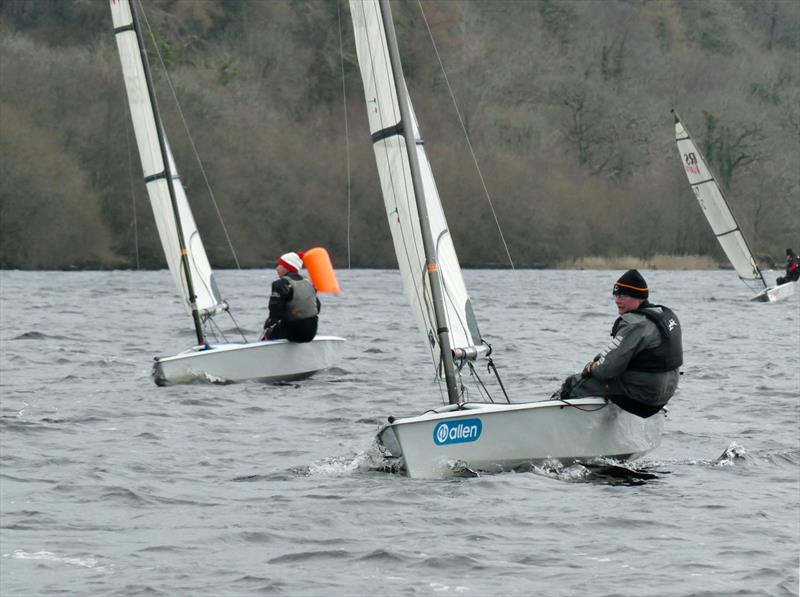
[{"x1": 302, "y1": 247, "x2": 341, "y2": 293}]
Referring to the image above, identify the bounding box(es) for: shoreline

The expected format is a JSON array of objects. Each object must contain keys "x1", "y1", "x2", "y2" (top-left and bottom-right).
[{"x1": 2, "y1": 253, "x2": 790, "y2": 272}]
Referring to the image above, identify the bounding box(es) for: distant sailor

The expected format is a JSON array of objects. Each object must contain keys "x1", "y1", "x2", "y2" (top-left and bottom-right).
[
  {"x1": 558, "y1": 269, "x2": 683, "y2": 418},
  {"x1": 261, "y1": 252, "x2": 320, "y2": 343},
  {"x1": 776, "y1": 248, "x2": 800, "y2": 285}
]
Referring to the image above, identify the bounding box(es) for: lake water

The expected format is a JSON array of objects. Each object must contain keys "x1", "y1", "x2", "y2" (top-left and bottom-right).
[{"x1": 1, "y1": 269, "x2": 798, "y2": 596}]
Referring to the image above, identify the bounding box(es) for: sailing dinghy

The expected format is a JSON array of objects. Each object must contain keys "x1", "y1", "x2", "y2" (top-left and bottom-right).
[
  {"x1": 350, "y1": 0, "x2": 664, "y2": 479},
  {"x1": 111, "y1": 0, "x2": 344, "y2": 385},
  {"x1": 672, "y1": 110, "x2": 795, "y2": 303}
]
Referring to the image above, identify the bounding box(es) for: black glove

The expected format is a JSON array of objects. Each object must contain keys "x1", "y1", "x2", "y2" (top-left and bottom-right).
[
  {"x1": 559, "y1": 376, "x2": 576, "y2": 399},
  {"x1": 583, "y1": 355, "x2": 602, "y2": 378},
  {"x1": 261, "y1": 320, "x2": 277, "y2": 341},
  {"x1": 581, "y1": 359, "x2": 597, "y2": 378}
]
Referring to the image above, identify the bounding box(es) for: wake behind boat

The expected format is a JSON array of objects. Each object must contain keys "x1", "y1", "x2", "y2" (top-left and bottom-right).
[
  {"x1": 672, "y1": 110, "x2": 795, "y2": 303},
  {"x1": 350, "y1": 0, "x2": 663, "y2": 478},
  {"x1": 110, "y1": 0, "x2": 344, "y2": 385}
]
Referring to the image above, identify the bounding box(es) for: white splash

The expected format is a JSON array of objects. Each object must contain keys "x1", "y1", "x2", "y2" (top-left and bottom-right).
[
  {"x1": 3, "y1": 549, "x2": 112, "y2": 572},
  {"x1": 308, "y1": 451, "x2": 373, "y2": 476}
]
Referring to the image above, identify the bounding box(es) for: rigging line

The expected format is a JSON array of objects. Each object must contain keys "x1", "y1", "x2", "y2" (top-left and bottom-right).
[
  {"x1": 449, "y1": 364, "x2": 466, "y2": 405},
  {"x1": 136, "y1": 0, "x2": 241, "y2": 270},
  {"x1": 204, "y1": 317, "x2": 222, "y2": 343},
  {"x1": 224, "y1": 307, "x2": 248, "y2": 343},
  {"x1": 337, "y1": 0, "x2": 352, "y2": 269},
  {"x1": 487, "y1": 358, "x2": 510, "y2": 403},
  {"x1": 436, "y1": 372, "x2": 448, "y2": 406},
  {"x1": 436, "y1": 233, "x2": 472, "y2": 342},
  {"x1": 124, "y1": 103, "x2": 141, "y2": 270},
  {"x1": 205, "y1": 312, "x2": 233, "y2": 344},
  {"x1": 466, "y1": 360, "x2": 495, "y2": 403},
  {"x1": 186, "y1": 240, "x2": 246, "y2": 339},
  {"x1": 416, "y1": 1, "x2": 519, "y2": 282},
  {"x1": 186, "y1": 231, "x2": 217, "y2": 299},
  {"x1": 451, "y1": 355, "x2": 470, "y2": 399},
  {"x1": 553, "y1": 378, "x2": 608, "y2": 411},
  {"x1": 556, "y1": 398, "x2": 609, "y2": 412}
]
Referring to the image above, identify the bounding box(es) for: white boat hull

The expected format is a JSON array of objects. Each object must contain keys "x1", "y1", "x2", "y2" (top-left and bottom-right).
[
  {"x1": 152, "y1": 336, "x2": 345, "y2": 386},
  {"x1": 377, "y1": 399, "x2": 665, "y2": 479},
  {"x1": 751, "y1": 281, "x2": 796, "y2": 303}
]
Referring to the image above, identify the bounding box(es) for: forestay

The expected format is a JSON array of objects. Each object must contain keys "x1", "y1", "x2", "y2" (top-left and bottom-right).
[
  {"x1": 673, "y1": 114, "x2": 765, "y2": 286},
  {"x1": 350, "y1": 0, "x2": 483, "y2": 368},
  {"x1": 111, "y1": 0, "x2": 224, "y2": 317}
]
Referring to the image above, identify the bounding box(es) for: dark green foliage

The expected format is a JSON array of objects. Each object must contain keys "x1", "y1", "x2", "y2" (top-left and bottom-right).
[
  {"x1": 538, "y1": 0, "x2": 575, "y2": 45},
  {"x1": 749, "y1": 71, "x2": 790, "y2": 105},
  {"x1": 600, "y1": 32, "x2": 627, "y2": 82},
  {"x1": 654, "y1": 18, "x2": 671, "y2": 52},
  {"x1": 740, "y1": 0, "x2": 800, "y2": 51},
  {"x1": 677, "y1": 0, "x2": 734, "y2": 55},
  {"x1": 0, "y1": 0, "x2": 797, "y2": 269},
  {"x1": 145, "y1": 29, "x2": 186, "y2": 71},
  {"x1": 701, "y1": 112, "x2": 761, "y2": 190},
  {"x1": 217, "y1": 56, "x2": 239, "y2": 86},
  {"x1": 1, "y1": 0, "x2": 108, "y2": 46},
  {"x1": 0, "y1": 103, "x2": 119, "y2": 268}
]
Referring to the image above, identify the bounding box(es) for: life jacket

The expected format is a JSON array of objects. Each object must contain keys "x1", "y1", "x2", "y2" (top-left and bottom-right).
[
  {"x1": 788, "y1": 257, "x2": 800, "y2": 280},
  {"x1": 612, "y1": 303, "x2": 683, "y2": 372},
  {"x1": 284, "y1": 276, "x2": 318, "y2": 321}
]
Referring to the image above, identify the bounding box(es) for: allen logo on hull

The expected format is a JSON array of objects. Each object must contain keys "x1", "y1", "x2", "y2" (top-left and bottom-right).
[{"x1": 433, "y1": 418, "x2": 482, "y2": 446}]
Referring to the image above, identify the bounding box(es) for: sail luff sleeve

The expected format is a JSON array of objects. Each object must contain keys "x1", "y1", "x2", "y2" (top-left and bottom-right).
[
  {"x1": 111, "y1": 0, "x2": 225, "y2": 315},
  {"x1": 350, "y1": 0, "x2": 483, "y2": 359}
]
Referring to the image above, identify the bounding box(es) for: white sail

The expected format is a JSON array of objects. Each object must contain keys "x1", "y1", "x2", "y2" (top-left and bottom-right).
[
  {"x1": 111, "y1": 0, "x2": 224, "y2": 316},
  {"x1": 350, "y1": 0, "x2": 483, "y2": 367},
  {"x1": 673, "y1": 113, "x2": 765, "y2": 286}
]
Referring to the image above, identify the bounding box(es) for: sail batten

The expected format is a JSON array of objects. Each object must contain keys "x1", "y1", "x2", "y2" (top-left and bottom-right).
[
  {"x1": 351, "y1": 0, "x2": 483, "y2": 367},
  {"x1": 111, "y1": 0, "x2": 224, "y2": 318},
  {"x1": 371, "y1": 124, "x2": 404, "y2": 143},
  {"x1": 673, "y1": 113, "x2": 765, "y2": 287}
]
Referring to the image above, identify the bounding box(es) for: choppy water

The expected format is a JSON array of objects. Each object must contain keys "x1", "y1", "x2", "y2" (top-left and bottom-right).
[{"x1": 1, "y1": 269, "x2": 798, "y2": 596}]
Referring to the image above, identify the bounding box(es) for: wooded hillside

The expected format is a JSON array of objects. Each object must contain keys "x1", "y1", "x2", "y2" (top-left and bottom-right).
[{"x1": 1, "y1": 0, "x2": 798, "y2": 269}]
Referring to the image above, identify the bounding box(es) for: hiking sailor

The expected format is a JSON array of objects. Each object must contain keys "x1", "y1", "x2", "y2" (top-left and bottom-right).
[
  {"x1": 777, "y1": 248, "x2": 800, "y2": 285},
  {"x1": 558, "y1": 269, "x2": 683, "y2": 418},
  {"x1": 261, "y1": 252, "x2": 320, "y2": 343}
]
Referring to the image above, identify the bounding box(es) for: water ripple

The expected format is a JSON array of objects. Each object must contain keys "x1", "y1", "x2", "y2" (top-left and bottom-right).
[{"x1": 1, "y1": 269, "x2": 797, "y2": 596}]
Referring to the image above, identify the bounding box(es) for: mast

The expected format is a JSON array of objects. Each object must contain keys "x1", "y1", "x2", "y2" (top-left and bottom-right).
[
  {"x1": 378, "y1": 0, "x2": 460, "y2": 405},
  {"x1": 126, "y1": 0, "x2": 206, "y2": 344}
]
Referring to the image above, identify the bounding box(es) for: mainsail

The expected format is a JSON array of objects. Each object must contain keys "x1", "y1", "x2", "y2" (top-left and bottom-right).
[
  {"x1": 350, "y1": 0, "x2": 483, "y2": 368},
  {"x1": 673, "y1": 112, "x2": 766, "y2": 287},
  {"x1": 111, "y1": 0, "x2": 224, "y2": 317}
]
